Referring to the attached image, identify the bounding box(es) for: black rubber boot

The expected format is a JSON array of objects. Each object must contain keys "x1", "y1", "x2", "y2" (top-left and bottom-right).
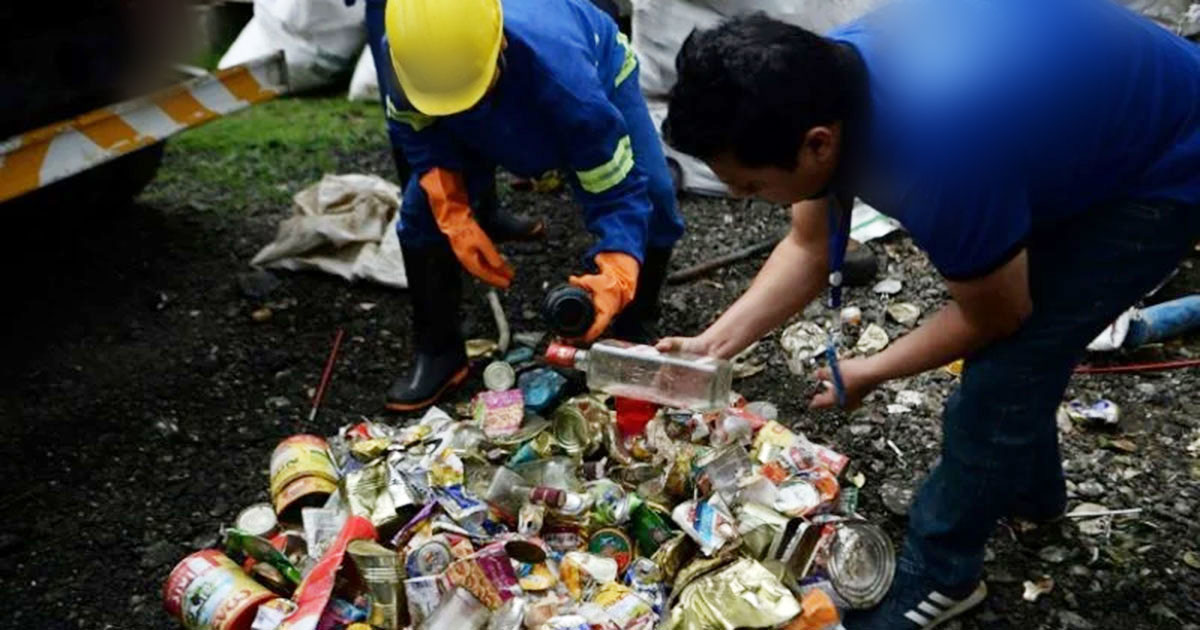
[
  {"x1": 610, "y1": 247, "x2": 673, "y2": 343},
  {"x1": 386, "y1": 242, "x2": 469, "y2": 412},
  {"x1": 474, "y1": 179, "x2": 545, "y2": 243}
]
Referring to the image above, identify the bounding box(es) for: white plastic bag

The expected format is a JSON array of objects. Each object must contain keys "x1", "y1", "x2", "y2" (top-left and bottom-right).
[
  {"x1": 1122, "y1": 0, "x2": 1200, "y2": 36},
  {"x1": 348, "y1": 46, "x2": 380, "y2": 102},
  {"x1": 219, "y1": 0, "x2": 366, "y2": 93}
]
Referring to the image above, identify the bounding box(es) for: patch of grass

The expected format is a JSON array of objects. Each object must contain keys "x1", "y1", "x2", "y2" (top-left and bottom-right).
[{"x1": 141, "y1": 96, "x2": 389, "y2": 213}]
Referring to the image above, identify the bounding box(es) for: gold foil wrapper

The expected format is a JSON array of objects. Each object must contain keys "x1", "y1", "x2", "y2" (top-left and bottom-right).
[
  {"x1": 662, "y1": 558, "x2": 801, "y2": 630},
  {"x1": 350, "y1": 438, "x2": 392, "y2": 462},
  {"x1": 343, "y1": 458, "x2": 414, "y2": 533}
]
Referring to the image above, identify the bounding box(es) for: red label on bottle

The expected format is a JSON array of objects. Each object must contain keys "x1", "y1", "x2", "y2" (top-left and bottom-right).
[
  {"x1": 529, "y1": 486, "x2": 566, "y2": 508},
  {"x1": 544, "y1": 343, "x2": 578, "y2": 367}
]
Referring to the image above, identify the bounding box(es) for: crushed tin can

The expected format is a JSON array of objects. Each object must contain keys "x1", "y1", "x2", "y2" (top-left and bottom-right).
[
  {"x1": 854, "y1": 323, "x2": 890, "y2": 355},
  {"x1": 1058, "y1": 399, "x2": 1120, "y2": 427},
  {"x1": 662, "y1": 558, "x2": 800, "y2": 630},
  {"x1": 886, "y1": 302, "x2": 921, "y2": 326},
  {"x1": 824, "y1": 521, "x2": 896, "y2": 609}
]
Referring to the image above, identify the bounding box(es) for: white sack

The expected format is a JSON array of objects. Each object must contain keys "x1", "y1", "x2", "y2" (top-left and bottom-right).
[
  {"x1": 251, "y1": 174, "x2": 407, "y2": 288},
  {"x1": 219, "y1": 0, "x2": 366, "y2": 93},
  {"x1": 348, "y1": 46, "x2": 380, "y2": 102}
]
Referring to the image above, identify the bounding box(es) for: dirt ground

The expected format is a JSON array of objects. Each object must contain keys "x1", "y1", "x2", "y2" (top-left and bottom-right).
[{"x1": 1, "y1": 106, "x2": 1198, "y2": 629}]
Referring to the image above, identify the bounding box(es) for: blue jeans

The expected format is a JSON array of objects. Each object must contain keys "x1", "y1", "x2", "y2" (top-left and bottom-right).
[{"x1": 906, "y1": 198, "x2": 1200, "y2": 587}]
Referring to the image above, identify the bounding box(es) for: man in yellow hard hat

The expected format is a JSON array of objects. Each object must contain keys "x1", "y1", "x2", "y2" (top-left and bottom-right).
[{"x1": 374, "y1": 0, "x2": 685, "y2": 411}]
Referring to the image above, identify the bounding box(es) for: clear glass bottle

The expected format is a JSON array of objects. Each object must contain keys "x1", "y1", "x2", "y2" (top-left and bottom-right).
[{"x1": 545, "y1": 339, "x2": 732, "y2": 411}]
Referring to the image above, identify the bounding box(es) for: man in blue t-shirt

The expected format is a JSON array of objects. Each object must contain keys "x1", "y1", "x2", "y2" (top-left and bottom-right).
[{"x1": 659, "y1": 0, "x2": 1200, "y2": 626}]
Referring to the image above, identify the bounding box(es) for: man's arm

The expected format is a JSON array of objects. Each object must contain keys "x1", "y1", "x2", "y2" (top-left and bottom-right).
[
  {"x1": 811, "y1": 250, "x2": 1033, "y2": 407},
  {"x1": 658, "y1": 198, "x2": 832, "y2": 359}
]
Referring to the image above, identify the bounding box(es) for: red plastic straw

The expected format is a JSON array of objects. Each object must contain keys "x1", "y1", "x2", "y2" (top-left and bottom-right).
[
  {"x1": 1074, "y1": 358, "x2": 1200, "y2": 374},
  {"x1": 309, "y1": 328, "x2": 346, "y2": 422}
]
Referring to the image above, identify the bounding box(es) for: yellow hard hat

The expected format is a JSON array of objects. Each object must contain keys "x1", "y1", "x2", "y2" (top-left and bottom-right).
[{"x1": 385, "y1": 0, "x2": 504, "y2": 116}]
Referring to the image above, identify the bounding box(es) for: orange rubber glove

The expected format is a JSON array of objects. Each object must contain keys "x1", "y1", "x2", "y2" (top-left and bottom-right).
[
  {"x1": 568, "y1": 252, "x2": 639, "y2": 342},
  {"x1": 421, "y1": 168, "x2": 514, "y2": 289}
]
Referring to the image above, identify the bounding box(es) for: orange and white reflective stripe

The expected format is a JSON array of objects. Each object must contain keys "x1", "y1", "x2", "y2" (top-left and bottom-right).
[{"x1": 0, "y1": 51, "x2": 288, "y2": 204}]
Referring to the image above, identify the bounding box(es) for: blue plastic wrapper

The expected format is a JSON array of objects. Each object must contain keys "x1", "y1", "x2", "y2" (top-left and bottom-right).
[
  {"x1": 316, "y1": 596, "x2": 368, "y2": 630},
  {"x1": 519, "y1": 368, "x2": 568, "y2": 413},
  {"x1": 505, "y1": 346, "x2": 536, "y2": 364}
]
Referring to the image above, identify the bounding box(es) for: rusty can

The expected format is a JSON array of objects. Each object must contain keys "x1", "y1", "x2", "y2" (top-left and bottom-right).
[
  {"x1": 268, "y1": 435, "x2": 339, "y2": 523},
  {"x1": 164, "y1": 549, "x2": 275, "y2": 630}
]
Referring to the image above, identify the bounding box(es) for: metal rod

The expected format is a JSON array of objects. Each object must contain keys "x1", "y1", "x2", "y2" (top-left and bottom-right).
[
  {"x1": 309, "y1": 328, "x2": 346, "y2": 423},
  {"x1": 666, "y1": 234, "x2": 783, "y2": 285}
]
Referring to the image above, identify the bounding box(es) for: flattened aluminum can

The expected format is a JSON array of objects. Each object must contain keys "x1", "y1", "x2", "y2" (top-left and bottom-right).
[
  {"x1": 483, "y1": 361, "x2": 517, "y2": 392},
  {"x1": 826, "y1": 521, "x2": 896, "y2": 609},
  {"x1": 163, "y1": 549, "x2": 274, "y2": 630}
]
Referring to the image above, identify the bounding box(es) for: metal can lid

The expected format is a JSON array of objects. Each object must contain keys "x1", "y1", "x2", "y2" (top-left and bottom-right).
[
  {"x1": 483, "y1": 361, "x2": 517, "y2": 391},
  {"x1": 826, "y1": 521, "x2": 896, "y2": 609},
  {"x1": 236, "y1": 503, "x2": 279, "y2": 538},
  {"x1": 588, "y1": 527, "x2": 633, "y2": 575},
  {"x1": 406, "y1": 540, "x2": 453, "y2": 577}
]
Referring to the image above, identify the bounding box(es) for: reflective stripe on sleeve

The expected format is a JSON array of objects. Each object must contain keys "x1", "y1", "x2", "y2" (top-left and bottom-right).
[
  {"x1": 576, "y1": 135, "x2": 634, "y2": 194},
  {"x1": 615, "y1": 32, "x2": 637, "y2": 87},
  {"x1": 386, "y1": 95, "x2": 436, "y2": 131}
]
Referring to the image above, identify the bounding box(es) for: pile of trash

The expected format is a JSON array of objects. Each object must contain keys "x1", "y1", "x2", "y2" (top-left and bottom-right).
[{"x1": 163, "y1": 339, "x2": 895, "y2": 630}]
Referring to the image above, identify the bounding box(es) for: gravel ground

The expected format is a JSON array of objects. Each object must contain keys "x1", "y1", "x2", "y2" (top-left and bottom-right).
[{"x1": 0, "y1": 143, "x2": 1198, "y2": 630}]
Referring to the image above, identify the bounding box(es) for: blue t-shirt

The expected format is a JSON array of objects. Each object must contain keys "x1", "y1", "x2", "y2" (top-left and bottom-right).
[{"x1": 830, "y1": 0, "x2": 1200, "y2": 279}]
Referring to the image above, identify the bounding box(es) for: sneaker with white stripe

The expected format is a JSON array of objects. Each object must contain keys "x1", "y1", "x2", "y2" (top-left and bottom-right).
[
  {"x1": 901, "y1": 585, "x2": 987, "y2": 628},
  {"x1": 843, "y1": 578, "x2": 987, "y2": 630}
]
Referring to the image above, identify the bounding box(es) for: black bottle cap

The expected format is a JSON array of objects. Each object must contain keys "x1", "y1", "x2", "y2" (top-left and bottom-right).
[{"x1": 543, "y1": 284, "x2": 595, "y2": 338}]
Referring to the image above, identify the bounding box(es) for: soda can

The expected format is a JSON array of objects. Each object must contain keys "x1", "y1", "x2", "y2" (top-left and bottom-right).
[
  {"x1": 164, "y1": 549, "x2": 276, "y2": 630},
  {"x1": 235, "y1": 503, "x2": 278, "y2": 539},
  {"x1": 825, "y1": 521, "x2": 896, "y2": 609},
  {"x1": 483, "y1": 361, "x2": 517, "y2": 392},
  {"x1": 269, "y1": 435, "x2": 339, "y2": 523}
]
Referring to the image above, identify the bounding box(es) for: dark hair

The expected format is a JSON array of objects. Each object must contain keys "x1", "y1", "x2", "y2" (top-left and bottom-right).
[{"x1": 663, "y1": 14, "x2": 858, "y2": 170}]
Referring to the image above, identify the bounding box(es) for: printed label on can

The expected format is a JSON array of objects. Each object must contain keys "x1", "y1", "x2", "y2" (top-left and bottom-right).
[
  {"x1": 406, "y1": 540, "x2": 452, "y2": 577},
  {"x1": 164, "y1": 550, "x2": 273, "y2": 630},
  {"x1": 268, "y1": 435, "x2": 338, "y2": 498}
]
